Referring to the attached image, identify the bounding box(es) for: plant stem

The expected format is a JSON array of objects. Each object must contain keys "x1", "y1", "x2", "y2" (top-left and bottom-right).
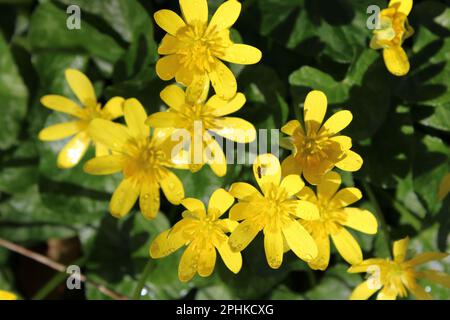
[{"x1": 132, "y1": 260, "x2": 154, "y2": 300}]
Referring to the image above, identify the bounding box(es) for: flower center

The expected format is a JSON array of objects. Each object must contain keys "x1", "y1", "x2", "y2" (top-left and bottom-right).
[
  {"x1": 181, "y1": 104, "x2": 217, "y2": 131},
  {"x1": 374, "y1": 9, "x2": 413, "y2": 48}
]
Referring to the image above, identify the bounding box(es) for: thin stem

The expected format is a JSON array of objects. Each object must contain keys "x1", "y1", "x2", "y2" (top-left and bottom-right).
[
  {"x1": 132, "y1": 260, "x2": 154, "y2": 300},
  {"x1": 361, "y1": 181, "x2": 392, "y2": 257},
  {"x1": 0, "y1": 237, "x2": 128, "y2": 300}
]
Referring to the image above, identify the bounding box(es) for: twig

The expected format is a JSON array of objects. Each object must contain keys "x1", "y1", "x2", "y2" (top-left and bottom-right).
[{"x1": 0, "y1": 237, "x2": 129, "y2": 300}]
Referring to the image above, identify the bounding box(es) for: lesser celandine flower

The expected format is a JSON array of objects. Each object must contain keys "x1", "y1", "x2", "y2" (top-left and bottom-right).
[
  {"x1": 146, "y1": 85, "x2": 256, "y2": 177},
  {"x1": 84, "y1": 98, "x2": 187, "y2": 219},
  {"x1": 154, "y1": 0, "x2": 262, "y2": 100},
  {"x1": 0, "y1": 290, "x2": 17, "y2": 300},
  {"x1": 281, "y1": 90, "x2": 362, "y2": 185},
  {"x1": 349, "y1": 237, "x2": 450, "y2": 300},
  {"x1": 297, "y1": 171, "x2": 378, "y2": 270},
  {"x1": 228, "y1": 154, "x2": 319, "y2": 269},
  {"x1": 39, "y1": 69, "x2": 124, "y2": 168},
  {"x1": 438, "y1": 173, "x2": 450, "y2": 200},
  {"x1": 150, "y1": 188, "x2": 242, "y2": 282},
  {"x1": 370, "y1": 0, "x2": 414, "y2": 76}
]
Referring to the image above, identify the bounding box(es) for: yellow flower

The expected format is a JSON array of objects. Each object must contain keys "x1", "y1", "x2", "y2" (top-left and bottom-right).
[
  {"x1": 154, "y1": 0, "x2": 262, "y2": 100},
  {"x1": 349, "y1": 237, "x2": 450, "y2": 300},
  {"x1": 146, "y1": 85, "x2": 256, "y2": 177},
  {"x1": 0, "y1": 290, "x2": 17, "y2": 300},
  {"x1": 83, "y1": 98, "x2": 187, "y2": 219},
  {"x1": 297, "y1": 171, "x2": 378, "y2": 270},
  {"x1": 370, "y1": 0, "x2": 414, "y2": 76},
  {"x1": 39, "y1": 69, "x2": 124, "y2": 169},
  {"x1": 281, "y1": 90, "x2": 363, "y2": 185},
  {"x1": 438, "y1": 173, "x2": 450, "y2": 201},
  {"x1": 150, "y1": 188, "x2": 242, "y2": 282},
  {"x1": 228, "y1": 154, "x2": 319, "y2": 269}
]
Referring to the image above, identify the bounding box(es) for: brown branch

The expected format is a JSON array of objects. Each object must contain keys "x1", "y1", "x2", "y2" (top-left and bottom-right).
[{"x1": 0, "y1": 237, "x2": 129, "y2": 300}]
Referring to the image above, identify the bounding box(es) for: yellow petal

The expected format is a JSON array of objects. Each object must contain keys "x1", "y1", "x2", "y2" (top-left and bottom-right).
[
  {"x1": 349, "y1": 281, "x2": 379, "y2": 300},
  {"x1": 160, "y1": 84, "x2": 186, "y2": 112},
  {"x1": 319, "y1": 110, "x2": 353, "y2": 136},
  {"x1": 219, "y1": 44, "x2": 262, "y2": 65},
  {"x1": 335, "y1": 150, "x2": 363, "y2": 172},
  {"x1": 389, "y1": 0, "x2": 413, "y2": 15},
  {"x1": 145, "y1": 112, "x2": 185, "y2": 128},
  {"x1": 383, "y1": 46, "x2": 410, "y2": 76},
  {"x1": 419, "y1": 270, "x2": 450, "y2": 288},
  {"x1": 65, "y1": 69, "x2": 97, "y2": 108},
  {"x1": 159, "y1": 34, "x2": 185, "y2": 55},
  {"x1": 139, "y1": 182, "x2": 160, "y2": 220},
  {"x1": 347, "y1": 259, "x2": 383, "y2": 273},
  {"x1": 229, "y1": 202, "x2": 253, "y2": 221},
  {"x1": 317, "y1": 171, "x2": 341, "y2": 201},
  {"x1": 281, "y1": 120, "x2": 301, "y2": 136},
  {"x1": 181, "y1": 198, "x2": 206, "y2": 216},
  {"x1": 308, "y1": 235, "x2": 330, "y2": 271},
  {"x1": 393, "y1": 237, "x2": 409, "y2": 263},
  {"x1": 83, "y1": 155, "x2": 124, "y2": 175},
  {"x1": 329, "y1": 135, "x2": 352, "y2": 151},
  {"x1": 159, "y1": 169, "x2": 184, "y2": 204},
  {"x1": 208, "y1": 0, "x2": 241, "y2": 32},
  {"x1": 330, "y1": 187, "x2": 362, "y2": 209},
  {"x1": 124, "y1": 98, "x2": 149, "y2": 138},
  {"x1": 88, "y1": 119, "x2": 131, "y2": 151},
  {"x1": 303, "y1": 159, "x2": 334, "y2": 185},
  {"x1": 208, "y1": 188, "x2": 234, "y2": 217},
  {"x1": 216, "y1": 219, "x2": 239, "y2": 233},
  {"x1": 216, "y1": 240, "x2": 242, "y2": 274},
  {"x1": 95, "y1": 142, "x2": 109, "y2": 157},
  {"x1": 406, "y1": 252, "x2": 449, "y2": 266},
  {"x1": 208, "y1": 92, "x2": 246, "y2": 117},
  {"x1": 39, "y1": 121, "x2": 85, "y2": 141},
  {"x1": 178, "y1": 242, "x2": 199, "y2": 282},
  {"x1": 180, "y1": 0, "x2": 208, "y2": 26},
  {"x1": 342, "y1": 208, "x2": 378, "y2": 235},
  {"x1": 204, "y1": 135, "x2": 227, "y2": 177},
  {"x1": 154, "y1": 9, "x2": 186, "y2": 35},
  {"x1": 281, "y1": 155, "x2": 302, "y2": 176},
  {"x1": 209, "y1": 59, "x2": 237, "y2": 99},
  {"x1": 280, "y1": 174, "x2": 305, "y2": 197},
  {"x1": 229, "y1": 182, "x2": 262, "y2": 201},
  {"x1": 40, "y1": 95, "x2": 83, "y2": 117},
  {"x1": 212, "y1": 117, "x2": 256, "y2": 143},
  {"x1": 228, "y1": 218, "x2": 262, "y2": 252},
  {"x1": 176, "y1": 66, "x2": 195, "y2": 88},
  {"x1": 296, "y1": 186, "x2": 317, "y2": 203},
  {"x1": 57, "y1": 131, "x2": 90, "y2": 169},
  {"x1": 186, "y1": 73, "x2": 210, "y2": 105},
  {"x1": 197, "y1": 242, "x2": 216, "y2": 277},
  {"x1": 331, "y1": 228, "x2": 363, "y2": 265},
  {"x1": 149, "y1": 229, "x2": 187, "y2": 259},
  {"x1": 264, "y1": 229, "x2": 284, "y2": 269},
  {"x1": 377, "y1": 286, "x2": 398, "y2": 300},
  {"x1": 102, "y1": 97, "x2": 124, "y2": 120},
  {"x1": 438, "y1": 173, "x2": 450, "y2": 200},
  {"x1": 406, "y1": 283, "x2": 431, "y2": 300},
  {"x1": 293, "y1": 200, "x2": 320, "y2": 220},
  {"x1": 0, "y1": 290, "x2": 17, "y2": 300},
  {"x1": 156, "y1": 54, "x2": 182, "y2": 81},
  {"x1": 109, "y1": 178, "x2": 140, "y2": 218},
  {"x1": 282, "y1": 219, "x2": 318, "y2": 262},
  {"x1": 304, "y1": 90, "x2": 327, "y2": 135},
  {"x1": 253, "y1": 153, "x2": 281, "y2": 195}
]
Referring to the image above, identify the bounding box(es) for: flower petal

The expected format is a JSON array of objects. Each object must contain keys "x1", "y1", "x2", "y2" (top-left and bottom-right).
[
  {"x1": 209, "y1": 59, "x2": 237, "y2": 99},
  {"x1": 281, "y1": 120, "x2": 301, "y2": 136},
  {"x1": 204, "y1": 134, "x2": 227, "y2": 177},
  {"x1": 330, "y1": 187, "x2": 362, "y2": 209},
  {"x1": 145, "y1": 112, "x2": 185, "y2": 128},
  {"x1": 159, "y1": 34, "x2": 185, "y2": 55},
  {"x1": 208, "y1": 93, "x2": 246, "y2": 117},
  {"x1": 178, "y1": 242, "x2": 199, "y2": 282},
  {"x1": 383, "y1": 46, "x2": 410, "y2": 77},
  {"x1": 335, "y1": 150, "x2": 363, "y2": 172},
  {"x1": 39, "y1": 121, "x2": 85, "y2": 141},
  {"x1": 197, "y1": 242, "x2": 216, "y2": 277},
  {"x1": 308, "y1": 235, "x2": 330, "y2": 271},
  {"x1": 0, "y1": 290, "x2": 17, "y2": 300},
  {"x1": 150, "y1": 229, "x2": 187, "y2": 259},
  {"x1": 229, "y1": 182, "x2": 261, "y2": 200},
  {"x1": 219, "y1": 44, "x2": 262, "y2": 65},
  {"x1": 393, "y1": 237, "x2": 409, "y2": 263},
  {"x1": 264, "y1": 229, "x2": 284, "y2": 269},
  {"x1": 228, "y1": 218, "x2": 262, "y2": 252},
  {"x1": 328, "y1": 135, "x2": 352, "y2": 151},
  {"x1": 349, "y1": 281, "x2": 379, "y2": 300},
  {"x1": 419, "y1": 270, "x2": 450, "y2": 288},
  {"x1": 208, "y1": 0, "x2": 241, "y2": 32},
  {"x1": 102, "y1": 97, "x2": 124, "y2": 120},
  {"x1": 83, "y1": 155, "x2": 124, "y2": 175},
  {"x1": 389, "y1": 0, "x2": 413, "y2": 15},
  {"x1": 40, "y1": 95, "x2": 83, "y2": 117},
  {"x1": 156, "y1": 54, "x2": 182, "y2": 81},
  {"x1": 406, "y1": 252, "x2": 449, "y2": 266},
  {"x1": 303, "y1": 159, "x2": 334, "y2": 185},
  {"x1": 124, "y1": 98, "x2": 149, "y2": 138},
  {"x1": 154, "y1": 9, "x2": 186, "y2": 36},
  {"x1": 318, "y1": 110, "x2": 353, "y2": 136},
  {"x1": 406, "y1": 283, "x2": 431, "y2": 300},
  {"x1": 253, "y1": 154, "x2": 281, "y2": 194},
  {"x1": 296, "y1": 186, "x2": 317, "y2": 202},
  {"x1": 65, "y1": 69, "x2": 97, "y2": 108},
  {"x1": 57, "y1": 131, "x2": 90, "y2": 169},
  {"x1": 438, "y1": 173, "x2": 450, "y2": 201},
  {"x1": 88, "y1": 119, "x2": 131, "y2": 151},
  {"x1": 180, "y1": 0, "x2": 208, "y2": 26},
  {"x1": 159, "y1": 169, "x2": 184, "y2": 204},
  {"x1": 216, "y1": 240, "x2": 242, "y2": 274},
  {"x1": 95, "y1": 142, "x2": 109, "y2": 157},
  {"x1": 280, "y1": 175, "x2": 305, "y2": 197},
  {"x1": 229, "y1": 202, "x2": 253, "y2": 221},
  {"x1": 140, "y1": 182, "x2": 161, "y2": 219},
  {"x1": 212, "y1": 117, "x2": 256, "y2": 143},
  {"x1": 342, "y1": 208, "x2": 378, "y2": 235},
  {"x1": 109, "y1": 178, "x2": 140, "y2": 218},
  {"x1": 376, "y1": 286, "x2": 397, "y2": 300},
  {"x1": 317, "y1": 171, "x2": 341, "y2": 202},
  {"x1": 293, "y1": 200, "x2": 320, "y2": 220},
  {"x1": 331, "y1": 228, "x2": 363, "y2": 265},
  {"x1": 160, "y1": 84, "x2": 186, "y2": 112},
  {"x1": 209, "y1": 188, "x2": 234, "y2": 217},
  {"x1": 281, "y1": 155, "x2": 302, "y2": 176},
  {"x1": 304, "y1": 90, "x2": 327, "y2": 135},
  {"x1": 282, "y1": 219, "x2": 318, "y2": 262},
  {"x1": 181, "y1": 198, "x2": 206, "y2": 215}
]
